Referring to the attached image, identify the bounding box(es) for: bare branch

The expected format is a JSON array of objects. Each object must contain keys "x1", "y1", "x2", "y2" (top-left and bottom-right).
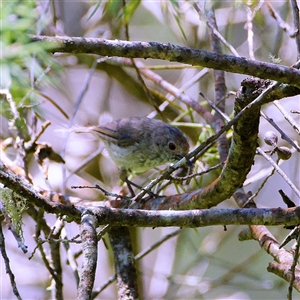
[
  {"x1": 0, "y1": 220, "x2": 22, "y2": 300},
  {"x1": 290, "y1": 0, "x2": 300, "y2": 59},
  {"x1": 206, "y1": 8, "x2": 229, "y2": 162},
  {"x1": 288, "y1": 232, "x2": 300, "y2": 299},
  {"x1": 105, "y1": 57, "x2": 212, "y2": 122},
  {"x1": 257, "y1": 147, "x2": 300, "y2": 198},
  {"x1": 235, "y1": 190, "x2": 300, "y2": 293},
  {"x1": 81, "y1": 206, "x2": 300, "y2": 228},
  {"x1": 49, "y1": 219, "x2": 64, "y2": 299},
  {"x1": 93, "y1": 229, "x2": 180, "y2": 297},
  {"x1": 273, "y1": 100, "x2": 300, "y2": 135},
  {"x1": 267, "y1": 2, "x2": 296, "y2": 37},
  {"x1": 0, "y1": 161, "x2": 81, "y2": 220},
  {"x1": 30, "y1": 35, "x2": 300, "y2": 88},
  {"x1": 109, "y1": 227, "x2": 139, "y2": 300},
  {"x1": 268, "y1": 262, "x2": 300, "y2": 292},
  {"x1": 77, "y1": 213, "x2": 98, "y2": 300},
  {"x1": 251, "y1": 225, "x2": 300, "y2": 292},
  {"x1": 261, "y1": 111, "x2": 300, "y2": 152},
  {"x1": 1, "y1": 153, "x2": 300, "y2": 229},
  {"x1": 139, "y1": 79, "x2": 273, "y2": 209}
]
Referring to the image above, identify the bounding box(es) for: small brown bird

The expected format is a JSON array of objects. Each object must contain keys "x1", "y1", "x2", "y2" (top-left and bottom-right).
[{"x1": 75, "y1": 117, "x2": 190, "y2": 195}]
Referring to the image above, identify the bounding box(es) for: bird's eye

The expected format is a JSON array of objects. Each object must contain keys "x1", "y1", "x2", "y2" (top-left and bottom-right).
[{"x1": 168, "y1": 142, "x2": 176, "y2": 150}]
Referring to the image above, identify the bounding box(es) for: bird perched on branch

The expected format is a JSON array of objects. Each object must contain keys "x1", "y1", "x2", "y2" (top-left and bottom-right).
[{"x1": 74, "y1": 117, "x2": 190, "y2": 196}]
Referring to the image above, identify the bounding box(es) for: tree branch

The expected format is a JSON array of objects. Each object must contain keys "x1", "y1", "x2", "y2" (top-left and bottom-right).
[
  {"x1": 84, "y1": 206, "x2": 300, "y2": 227},
  {"x1": 2, "y1": 148, "x2": 300, "y2": 228},
  {"x1": 139, "y1": 79, "x2": 270, "y2": 209},
  {"x1": 0, "y1": 161, "x2": 81, "y2": 221},
  {"x1": 251, "y1": 225, "x2": 300, "y2": 292},
  {"x1": 30, "y1": 35, "x2": 300, "y2": 88},
  {"x1": 109, "y1": 227, "x2": 139, "y2": 300},
  {"x1": 0, "y1": 219, "x2": 22, "y2": 300},
  {"x1": 2, "y1": 162, "x2": 300, "y2": 228},
  {"x1": 77, "y1": 213, "x2": 98, "y2": 300},
  {"x1": 206, "y1": 8, "x2": 229, "y2": 162}
]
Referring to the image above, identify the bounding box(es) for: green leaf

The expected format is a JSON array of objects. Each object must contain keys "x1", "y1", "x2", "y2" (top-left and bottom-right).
[
  {"x1": 107, "y1": 0, "x2": 123, "y2": 17},
  {"x1": 169, "y1": 0, "x2": 179, "y2": 8},
  {"x1": 174, "y1": 14, "x2": 188, "y2": 42},
  {"x1": 87, "y1": 1, "x2": 102, "y2": 21},
  {"x1": 123, "y1": 0, "x2": 141, "y2": 24}
]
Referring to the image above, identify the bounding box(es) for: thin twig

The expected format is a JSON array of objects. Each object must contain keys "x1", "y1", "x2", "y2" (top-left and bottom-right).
[
  {"x1": 257, "y1": 147, "x2": 300, "y2": 198},
  {"x1": 273, "y1": 100, "x2": 300, "y2": 135},
  {"x1": 261, "y1": 111, "x2": 300, "y2": 152},
  {"x1": 200, "y1": 92, "x2": 230, "y2": 122},
  {"x1": 169, "y1": 162, "x2": 223, "y2": 182},
  {"x1": 135, "y1": 229, "x2": 180, "y2": 260},
  {"x1": 290, "y1": 0, "x2": 300, "y2": 60},
  {"x1": 61, "y1": 228, "x2": 80, "y2": 287},
  {"x1": 246, "y1": 5, "x2": 255, "y2": 60},
  {"x1": 71, "y1": 184, "x2": 132, "y2": 201},
  {"x1": 206, "y1": 7, "x2": 230, "y2": 162},
  {"x1": 48, "y1": 218, "x2": 64, "y2": 299},
  {"x1": 280, "y1": 226, "x2": 299, "y2": 249},
  {"x1": 267, "y1": 2, "x2": 296, "y2": 37},
  {"x1": 132, "y1": 81, "x2": 280, "y2": 202},
  {"x1": 288, "y1": 231, "x2": 300, "y2": 299},
  {"x1": 106, "y1": 57, "x2": 212, "y2": 122},
  {"x1": 30, "y1": 120, "x2": 52, "y2": 147},
  {"x1": 0, "y1": 221, "x2": 23, "y2": 300},
  {"x1": 97, "y1": 224, "x2": 111, "y2": 241},
  {"x1": 93, "y1": 229, "x2": 181, "y2": 298},
  {"x1": 65, "y1": 146, "x2": 105, "y2": 181},
  {"x1": 245, "y1": 0, "x2": 264, "y2": 58},
  {"x1": 208, "y1": 22, "x2": 240, "y2": 56},
  {"x1": 248, "y1": 158, "x2": 278, "y2": 202},
  {"x1": 61, "y1": 59, "x2": 98, "y2": 194}
]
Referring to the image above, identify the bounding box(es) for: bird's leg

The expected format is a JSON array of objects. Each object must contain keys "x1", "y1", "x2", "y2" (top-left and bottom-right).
[
  {"x1": 124, "y1": 177, "x2": 136, "y2": 198},
  {"x1": 119, "y1": 169, "x2": 155, "y2": 198}
]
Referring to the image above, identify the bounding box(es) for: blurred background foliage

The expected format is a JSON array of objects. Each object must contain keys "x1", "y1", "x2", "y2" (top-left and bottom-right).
[{"x1": 1, "y1": 0, "x2": 299, "y2": 299}]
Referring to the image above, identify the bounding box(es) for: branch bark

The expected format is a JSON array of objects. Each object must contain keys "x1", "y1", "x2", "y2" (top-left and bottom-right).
[
  {"x1": 0, "y1": 161, "x2": 81, "y2": 221},
  {"x1": 85, "y1": 206, "x2": 300, "y2": 227},
  {"x1": 77, "y1": 213, "x2": 98, "y2": 300},
  {"x1": 0, "y1": 219, "x2": 22, "y2": 300},
  {"x1": 139, "y1": 79, "x2": 268, "y2": 209},
  {"x1": 206, "y1": 8, "x2": 229, "y2": 162},
  {"x1": 109, "y1": 227, "x2": 139, "y2": 300},
  {"x1": 2, "y1": 160, "x2": 300, "y2": 228},
  {"x1": 251, "y1": 225, "x2": 300, "y2": 292},
  {"x1": 30, "y1": 35, "x2": 300, "y2": 88}
]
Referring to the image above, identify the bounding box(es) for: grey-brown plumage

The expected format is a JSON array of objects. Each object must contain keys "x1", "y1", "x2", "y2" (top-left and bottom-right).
[{"x1": 76, "y1": 117, "x2": 189, "y2": 175}]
